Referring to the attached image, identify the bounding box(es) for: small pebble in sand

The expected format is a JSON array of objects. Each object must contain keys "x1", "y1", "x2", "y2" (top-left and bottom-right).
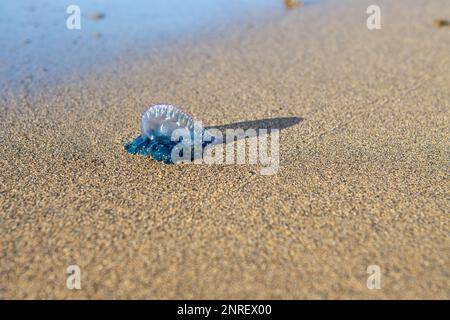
[
  {"x1": 432, "y1": 19, "x2": 450, "y2": 28},
  {"x1": 89, "y1": 12, "x2": 105, "y2": 21},
  {"x1": 285, "y1": 0, "x2": 301, "y2": 9}
]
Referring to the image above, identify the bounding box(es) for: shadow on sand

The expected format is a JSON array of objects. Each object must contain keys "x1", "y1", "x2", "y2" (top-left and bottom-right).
[
  {"x1": 205, "y1": 116, "x2": 303, "y2": 143},
  {"x1": 206, "y1": 116, "x2": 303, "y2": 132}
]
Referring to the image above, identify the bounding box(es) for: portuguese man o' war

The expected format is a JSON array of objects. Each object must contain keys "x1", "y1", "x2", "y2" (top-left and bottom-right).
[{"x1": 124, "y1": 104, "x2": 209, "y2": 164}]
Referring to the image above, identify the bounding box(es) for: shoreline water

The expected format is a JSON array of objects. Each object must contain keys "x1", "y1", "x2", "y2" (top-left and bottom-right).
[{"x1": 0, "y1": 0, "x2": 290, "y2": 94}]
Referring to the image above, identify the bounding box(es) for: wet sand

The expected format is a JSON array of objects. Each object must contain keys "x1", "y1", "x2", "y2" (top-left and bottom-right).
[{"x1": 1, "y1": 0, "x2": 449, "y2": 299}]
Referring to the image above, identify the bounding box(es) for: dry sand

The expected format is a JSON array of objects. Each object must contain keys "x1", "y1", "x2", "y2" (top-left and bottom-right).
[{"x1": 1, "y1": 0, "x2": 449, "y2": 299}]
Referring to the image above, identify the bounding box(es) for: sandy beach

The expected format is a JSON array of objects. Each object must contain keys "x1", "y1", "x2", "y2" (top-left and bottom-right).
[{"x1": 1, "y1": 0, "x2": 449, "y2": 299}]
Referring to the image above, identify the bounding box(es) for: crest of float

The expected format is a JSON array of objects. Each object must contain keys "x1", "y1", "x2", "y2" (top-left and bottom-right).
[{"x1": 124, "y1": 104, "x2": 210, "y2": 163}]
